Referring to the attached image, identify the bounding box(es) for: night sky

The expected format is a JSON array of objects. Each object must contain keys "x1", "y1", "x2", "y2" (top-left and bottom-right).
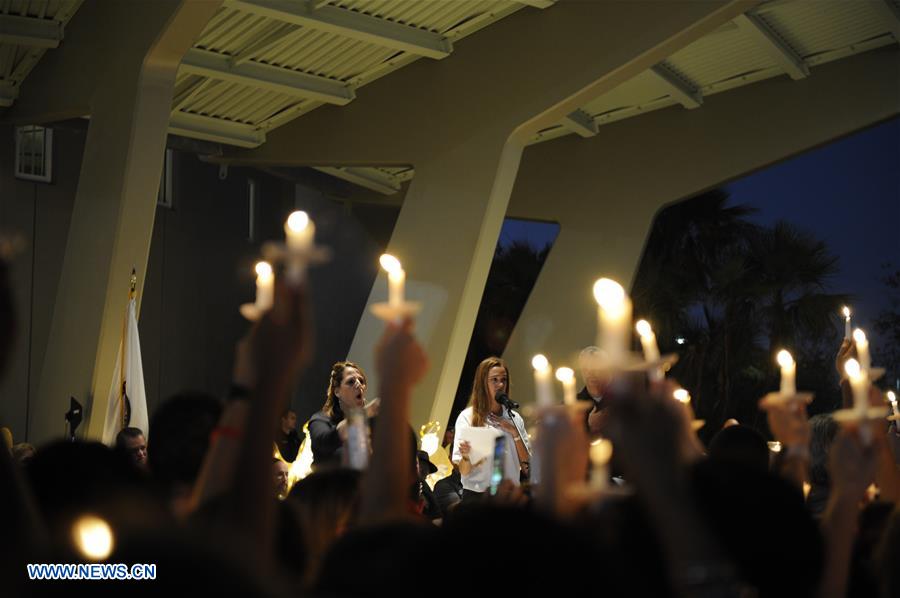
[
  {"x1": 726, "y1": 117, "x2": 900, "y2": 341},
  {"x1": 500, "y1": 116, "x2": 900, "y2": 360}
]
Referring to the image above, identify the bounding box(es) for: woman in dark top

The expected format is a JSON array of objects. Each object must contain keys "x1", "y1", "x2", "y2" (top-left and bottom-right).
[{"x1": 308, "y1": 361, "x2": 376, "y2": 468}]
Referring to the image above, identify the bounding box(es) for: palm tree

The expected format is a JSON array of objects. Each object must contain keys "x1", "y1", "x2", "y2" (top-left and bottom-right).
[{"x1": 633, "y1": 190, "x2": 847, "y2": 431}]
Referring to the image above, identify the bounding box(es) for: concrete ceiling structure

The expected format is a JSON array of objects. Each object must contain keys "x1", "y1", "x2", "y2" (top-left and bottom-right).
[
  {"x1": 0, "y1": 0, "x2": 83, "y2": 108},
  {"x1": 2, "y1": 0, "x2": 896, "y2": 440}
]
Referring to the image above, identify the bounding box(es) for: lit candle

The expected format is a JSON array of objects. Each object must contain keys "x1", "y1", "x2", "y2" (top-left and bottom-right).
[
  {"x1": 589, "y1": 438, "x2": 613, "y2": 491},
  {"x1": 842, "y1": 306, "x2": 851, "y2": 341},
  {"x1": 844, "y1": 358, "x2": 868, "y2": 414},
  {"x1": 555, "y1": 367, "x2": 577, "y2": 406},
  {"x1": 593, "y1": 278, "x2": 632, "y2": 366},
  {"x1": 532, "y1": 354, "x2": 555, "y2": 407},
  {"x1": 673, "y1": 388, "x2": 691, "y2": 404},
  {"x1": 888, "y1": 390, "x2": 899, "y2": 418},
  {"x1": 852, "y1": 329, "x2": 871, "y2": 372},
  {"x1": 254, "y1": 261, "x2": 274, "y2": 312},
  {"x1": 776, "y1": 350, "x2": 796, "y2": 397},
  {"x1": 284, "y1": 210, "x2": 315, "y2": 251},
  {"x1": 72, "y1": 515, "x2": 114, "y2": 561},
  {"x1": 379, "y1": 254, "x2": 405, "y2": 308},
  {"x1": 635, "y1": 319, "x2": 663, "y2": 381}
]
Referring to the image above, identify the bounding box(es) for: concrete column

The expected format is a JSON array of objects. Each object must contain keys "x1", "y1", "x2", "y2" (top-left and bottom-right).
[
  {"x1": 30, "y1": 1, "x2": 220, "y2": 443},
  {"x1": 502, "y1": 46, "x2": 900, "y2": 399},
  {"x1": 220, "y1": 1, "x2": 752, "y2": 431}
]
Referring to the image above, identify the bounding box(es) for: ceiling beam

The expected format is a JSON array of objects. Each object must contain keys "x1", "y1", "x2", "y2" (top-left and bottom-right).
[
  {"x1": 734, "y1": 13, "x2": 808, "y2": 80},
  {"x1": 226, "y1": 0, "x2": 453, "y2": 60},
  {"x1": 169, "y1": 112, "x2": 266, "y2": 148},
  {"x1": 516, "y1": 0, "x2": 556, "y2": 8},
  {"x1": 0, "y1": 81, "x2": 17, "y2": 107},
  {"x1": 314, "y1": 166, "x2": 401, "y2": 195},
  {"x1": 180, "y1": 48, "x2": 355, "y2": 105},
  {"x1": 871, "y1": 0, "x2": 900, "y2": 42},
  {"x1": 560, "y1": 109, "x2": 597, "y2": 138},
  {"x1": 649, "y1": 64, "x2": 703, "y2": 109},
  {"x1": 0, "y1": 14, "x2": 63, "y2": 48}
]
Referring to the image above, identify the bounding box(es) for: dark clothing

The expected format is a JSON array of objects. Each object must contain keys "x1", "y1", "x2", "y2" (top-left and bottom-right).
[
  {"x1": 461, "y1": 489, "x2": 485, "y2": 503},
  {"x1": 276, "y1": 430, "x2": 301, "y2": 463},
  {"x1": 577, "y1": 386, "x2": 603, "y2": 408},
  {"x1": 308, "y1": 410, "x2": 344, "y2": 468},
  {"x1": 433, "y1": 469, "x2": 463, "y2": 517}
]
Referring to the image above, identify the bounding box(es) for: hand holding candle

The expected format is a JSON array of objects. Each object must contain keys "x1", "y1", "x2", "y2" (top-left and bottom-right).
[
  {"x1": 593, "y1": 278, "x2": 632, "y2": 366},
  {"x1": 532, "y1": 354, "x2": 555, "y2": 407},
  {"x1": 555, "y1": 367, "x2": 576, "y2": 406},
  {"x1": 776, "y1": 350, "x2": 796, "y2": 397}
]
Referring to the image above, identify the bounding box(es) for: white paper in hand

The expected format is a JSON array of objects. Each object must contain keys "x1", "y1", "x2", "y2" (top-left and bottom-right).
[{"x1": 457, "y1": 426, "x2": 502, "y2": 466}]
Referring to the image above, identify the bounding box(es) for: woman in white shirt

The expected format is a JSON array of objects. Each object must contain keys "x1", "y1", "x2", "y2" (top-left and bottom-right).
[{"x1": 452, "y1": 357, "x2": 532, "y2": 501}]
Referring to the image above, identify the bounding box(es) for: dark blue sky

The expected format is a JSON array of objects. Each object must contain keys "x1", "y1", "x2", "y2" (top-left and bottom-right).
[
  {"x1": 726, "y1": 117, "x2": 900, "y2": 338},
  {"x1": 501, "y1": 117, "x2": 899, "y2": 357}
]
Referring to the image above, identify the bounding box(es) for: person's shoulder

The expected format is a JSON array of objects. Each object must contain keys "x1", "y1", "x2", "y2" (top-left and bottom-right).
[
  {"x1": 309, "y1": 411, "x2": 332, "y2": 425},
  {"x1": 455, "y1": 407, "x2": 473, "y2": 424}
]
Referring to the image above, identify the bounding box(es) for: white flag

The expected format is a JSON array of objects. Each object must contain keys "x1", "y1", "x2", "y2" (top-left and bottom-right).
[{"x1": 102, "y1": 298, "x2": 148, "y2": 445}]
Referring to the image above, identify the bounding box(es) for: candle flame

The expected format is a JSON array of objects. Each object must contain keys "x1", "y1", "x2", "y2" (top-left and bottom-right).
[
  {"x1": 776, "y1": 350, "x2": 794, "y2": 368},
  {"x1": 767, "y1": 441, "x2": 782, "y2": 453},
  {"x1": 592, "y1": 278, "x2": 626, "y2": 312},
  {"x1": 531, "y1": 354, "x2": 549, "y2": 372},
  {"x1": 72, "y1": 514, "x2": 114, "y2": 560},
  {"x1": 555, "y1": 367, "x2": 574, "y2": 383},
  {"x1": 852, "y1": 328, "x2": 867, "y2": 344},
  {"x1": 842, "y1": 306, "x2": 851, "y2": 318},
  {"x1": 254, "y1": 261, "x2": 273, "y2": 279},
  {"x1": 286, "y1": 210, "x2": 310, "y2": 232},
  {"x1": 673, "y1": 388, "x2": 691, "y2": 403},
  {"x1": 888, "y1": 390, "x2": 896, "y2": 404},
  {"x1": 379, "y1": 253, "x2": 403, "y2": 275},
  {"x1": 635, "y1": 319, "x2": 653, "y2": 339},
  {"x1": 589, "y1": 438, "x2": 613, "y2": 465},
  {"x1": 844, "y1": 358, "x2": 861, "y2": 379}
]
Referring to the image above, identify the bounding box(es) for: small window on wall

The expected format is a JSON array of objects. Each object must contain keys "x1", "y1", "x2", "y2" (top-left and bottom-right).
[
  {"x1": 157, "y1": 149, "x2": 174, "y2": 209},
  {"x1": 15, "y1": 125, "x2": 52, "y2": 183}
]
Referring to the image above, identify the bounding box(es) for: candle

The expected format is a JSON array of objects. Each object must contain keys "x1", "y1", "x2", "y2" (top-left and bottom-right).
[
  {"x1": 555, "y1": 367, "x2": 577, "y2": 406},
  {"x1": 888, "y1": 390, "x2": 899, "y2": 417},
  {"x1": 844, "y1": 358, "x2": 868, "y2": 414},
  {"x1": 635, "y1": 319, "x2": 663, "y2": 381},
  {"x1": 852, "y1": 329, "x2": 871, "y2": 372},
  {"x1": 72, "y1": 515, "x2": 114, "y2": 561},
  {"x1": 532, "y1": 354, "x2": 555, "y2": 407},
  {"x1": 285, "y1": 210, "x2": 315, "y2": 251},
  {"x1": 842, "y1": 306, "x2": 851, "y2": 341},
  {"x1": 776, "y1": 350, "x2": 796, "y2": 397},
  {"x1": 379, "y1": 254, "x2": 405, "y2": 308},
  {"x1": 673, "y1": 388, "x2": 691, "y2": 404},
  {"x1": 254, "y1": 261, "x2": 274, "y2": 311},
  {"x1": 593, "y1": 278, "x2": 632, "y2": 366},
  {"x1": 589, "y1": 439, "x2": 613, "y2": 491}
]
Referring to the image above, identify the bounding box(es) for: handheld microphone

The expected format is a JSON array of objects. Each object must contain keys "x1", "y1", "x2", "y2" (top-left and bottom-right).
[{"x1": 494, "y1": 392, "x2": 519, "y2": 410}]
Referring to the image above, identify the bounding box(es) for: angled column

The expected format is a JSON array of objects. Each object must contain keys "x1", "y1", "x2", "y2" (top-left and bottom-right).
[
  {"x1": 28, "y1": 0, "x2": 220, "y2": 443},
  {"x1": 502, "y1": 46, "x2": 900, "y2": 398},
  {"x1": 287, "y1": 1, "x2": 752, "y2": 430}
]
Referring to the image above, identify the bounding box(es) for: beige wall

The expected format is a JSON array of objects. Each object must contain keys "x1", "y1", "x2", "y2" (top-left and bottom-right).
[
  {"x1": 502, "y1": 46, "x2": 900, "y2": 404},
  {"x1": 0, "y1": 124, "x2": 85, "y2": 443}
]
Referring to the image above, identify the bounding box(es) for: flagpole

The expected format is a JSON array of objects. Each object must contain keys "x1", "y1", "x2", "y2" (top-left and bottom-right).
[{"x1": 119, "y1": 269, "x2": 137, "y2": 430}]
